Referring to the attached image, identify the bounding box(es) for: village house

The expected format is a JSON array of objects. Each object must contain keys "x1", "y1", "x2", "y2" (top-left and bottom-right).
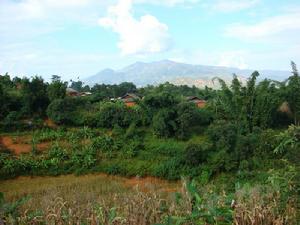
[
  {"x1": 66, "y1": 87, "x2": 80, "y2": 97},
  {"x1": 186, "y1": 96, "x2": 207, "y2": 108},
  {"x1": 120, "y1": 93, "x2": 141, "y2": 107},
  {"x1": 66, "y1": 88, "x2": 92, "y2": 97},
  {"x1": 80, "y1": 91, "x2": 92, "y2": 97}
]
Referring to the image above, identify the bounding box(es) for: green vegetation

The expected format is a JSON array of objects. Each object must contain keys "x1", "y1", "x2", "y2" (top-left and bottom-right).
[{"x1": 0, "y1": 62, "x2": 299, "y2": 224}]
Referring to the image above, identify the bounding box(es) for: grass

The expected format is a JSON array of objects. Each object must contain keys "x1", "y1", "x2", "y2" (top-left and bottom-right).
[
  {"x1": 0, "y1": 173, "x2": 179, "y2": 210},
  {"x1": 0, "y1": 174, "x2": 182, "y2": 225},
  {"x1": 1, "y1": 174, "x2": 297, "y2": 225}
]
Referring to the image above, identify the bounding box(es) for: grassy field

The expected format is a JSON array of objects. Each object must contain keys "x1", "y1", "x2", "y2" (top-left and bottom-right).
[
  {"x1": 0, "y1": 174, "x2": 184, "y2": 224},
  {"x1": 0, "y1": 173, "x2": 180, "y2": 207},
  {"x1": 1, "y1": 173, "x2": 297, "y2": 225}
]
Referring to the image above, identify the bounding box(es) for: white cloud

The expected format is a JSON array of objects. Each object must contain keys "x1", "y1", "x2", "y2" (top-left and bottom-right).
[
  {"x1": 134, "y1": 0, "x2": 199, "y2": 7},
  {"x1": 225, "y1": 11, "x2": 300, "y2": 39},
  {"x1": 211, "y1": 0, "x2": 259, "y2": 12},
  {"x1": 0, "y1": 0, "x2": 109, "y2": 25},
  {"x1": 217, "y1": 51, "x2": 248, "y2": 69},
  {"x1": 168, "y1": 49, "x2": 249, "y2": 69},
  {"x1": 99, "y1": 0, "x2": 171, "y2": 55}
]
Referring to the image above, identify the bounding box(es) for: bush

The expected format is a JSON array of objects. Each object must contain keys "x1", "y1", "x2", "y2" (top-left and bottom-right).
[
  {"x1": 122, "y1": 138, "x2": 144, "y2": 158},
  {"x1": 206, "y1": 120, "x2": 238, "y2": 150},
  {"x1": 176, "y1": 103, "x2": 212, "y2": 139},
  {"x1": 97, "y1": 102, "x2": 133, "y2": 128},
  {"x1": 152, "y1": 109, "x2": 177, "y2": 138},
  {"x1": 2, "y1": 111, "x2": 23, "y2": 131},
  {"x1": 152, "y1": 158, "x2": 183, "y2": 180},
  {"x1": 145, "y1": 139, "x2": 184, "y2": 157},
  {"x1": 92, "y1": 135, "x2": 116, "y2": 152},
  {"x1": 47, "y1": 97, "x2": 90, "y2": 125},
  {"x1": 183, "y1": 142, "x2": 211, "y2": 167}
]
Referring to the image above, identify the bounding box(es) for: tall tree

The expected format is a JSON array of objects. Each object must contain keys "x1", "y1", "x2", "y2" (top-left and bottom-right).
[
  {"x1": 47, "y1": 75, "x2": 67, "y2": 102},
  {"x1": 0, "y1": 84, "x2": 8, "y2": 119},
  {"x1": 21, "y1": 76, "x2": 49, "y2": 116},
  {"x1": 245, "y1": 71, "x2": 259, "y2": 132},
  {"x1": 286, "y1": 61, "x2": 300, "y2": 125},
  {"x1": 253, "y1": 79, "x2": 281, "y2": 128}
]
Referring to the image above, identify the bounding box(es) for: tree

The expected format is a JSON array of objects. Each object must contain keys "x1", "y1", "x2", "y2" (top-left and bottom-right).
[
  {"x1": 183, "y1": 142, "x2": 211, "y2": 166},
  {"x1": 176, "y1": 102, "x2": 211, "y2": 139},
  {"x1": 0, "y1": 73, "x2": 13, "y2": 89},
  {"x1": 253, "y1": 79, "x2": 282, "y2": 128},
  {"x1": 286, "y1": 61, "x2": 300, "y2": 125},
  {"x1": 114, "y1": 82, "x2": 136, "y2": 97},
  {"x1": 152, "y1": 108, "x2": 177, "y2": 138},
  {"x1": 47, "y1": 75, "x2": 67, "y2": 102},
  {"x1": 21, "y1": 76, "x2": 49, "y2": 116},
  {"x1": 245, "y1": 71, "x2": 259, "y2": 132},
  {"x1": 47, "y1": 98, "x2": 84, "y2": 125},
  {"x1": 70, "y1": 80, "x2": 83, "y2": 92},
  {"x1": 97, "y1": 102, "x2": 132, "y2": 128},
  {"x1": 0, "y1": 84, "x2": 8, "y2": 119}
]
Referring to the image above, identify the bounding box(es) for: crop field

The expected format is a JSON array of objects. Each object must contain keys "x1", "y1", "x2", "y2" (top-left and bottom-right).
[
  {"x1": 0, "y1": 173, "x2": 179, "y2": 210},
  {"x1": 1, "y1": 174, "x2": 185, "y2": 224},
  {"x1": 1, "y1": 173, "x2": 298, "y2": 225}
]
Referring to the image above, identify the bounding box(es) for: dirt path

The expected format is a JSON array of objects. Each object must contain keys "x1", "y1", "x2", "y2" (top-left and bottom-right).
[{"x1": 0, "y1": 136, "x2": 49, "y2": 155}]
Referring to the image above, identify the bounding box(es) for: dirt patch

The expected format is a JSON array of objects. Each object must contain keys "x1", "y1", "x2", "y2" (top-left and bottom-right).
[
  {"x1": 0, "y1": 136, "x2": 50, "y2": 155},
  {"x1": 44, "y1": 118, "x2": 57, "y2": 128}
]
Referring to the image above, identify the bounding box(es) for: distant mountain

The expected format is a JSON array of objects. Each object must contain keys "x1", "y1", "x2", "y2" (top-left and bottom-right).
[{"x1": 85, "y1": 60, "x2": 290, "y2": 88}]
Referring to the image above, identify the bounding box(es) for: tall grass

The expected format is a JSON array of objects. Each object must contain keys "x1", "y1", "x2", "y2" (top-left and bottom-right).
[{"x1": 1, "y1": 175, "x2": 297, "y2": 225}]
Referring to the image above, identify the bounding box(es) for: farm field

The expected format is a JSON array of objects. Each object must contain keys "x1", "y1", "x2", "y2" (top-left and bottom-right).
[{"x1": 0, "y1": 174, "x2": 181, "y2": 224}]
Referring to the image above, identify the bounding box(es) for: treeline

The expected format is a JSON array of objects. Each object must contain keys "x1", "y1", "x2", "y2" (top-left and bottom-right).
[
  {"x1": 1, "y1": 62, "x2": 299, "y2": 134},
  {"x1": 0, "y1": 71, "x2": 214, "y2": 138}
]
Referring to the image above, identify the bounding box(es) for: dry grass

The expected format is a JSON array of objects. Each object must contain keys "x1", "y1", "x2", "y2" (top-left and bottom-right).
[
  {"x1": 1, "y1": 174, "x2": 183, "y2": 225},
  {"x1": 0, "y1": 175, "x2": 298, "y2": 225},
  {"x1": 234, "y1": 185, "x2": 298, "y2": 225}
]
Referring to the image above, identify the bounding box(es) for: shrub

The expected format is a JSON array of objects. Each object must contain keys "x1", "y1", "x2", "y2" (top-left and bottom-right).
[
  {"x1": 122, "y1": 138, "x2": 144, "y2": 158},
  {"x1": 2, "y1": 111, "x2": 23, "y2": 131},
  {"x1": 92, "y1": 135, "x2": 116, "y2": 152},
  {"x1": 48, "y1": 143, "x2": 68, "y2": 160},
  {"x1": 183, "y1": 142, "x2": 211, "y2": 167},
  {"x1": 145, "y1": 139, "x2": 184, "y2": 157},
  {"x1": 206, "y1": 120, "x2": 238, "y2": 150},
  {"x1": 47, "y1": 97, "x2": 90, "y2": 125},
  {"x1": 97, "y1": 102, "x2": 133, "y2": 128},
  {"x1": 153, "y1": 158, "x2": 183, "y2": 180},
  {"x1": 176, "y1": 103, "x2": 212, "y2": 139},
  {"x1": 152, "y1": 109, "x2": 177, "y2": 138}
]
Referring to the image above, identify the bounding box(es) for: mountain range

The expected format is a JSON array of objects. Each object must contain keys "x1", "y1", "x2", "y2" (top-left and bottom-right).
[{"x1": 84, "y1": 60, "x2": 290, "y2": 88}]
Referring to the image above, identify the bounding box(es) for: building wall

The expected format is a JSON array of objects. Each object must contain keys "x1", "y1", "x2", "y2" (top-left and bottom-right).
[
  {"x1": 197, "y1": 101, "x2": 206, "y2": 108},
  {"x1": 125, "y1": 102, "x2": 136, "y2": 107}
]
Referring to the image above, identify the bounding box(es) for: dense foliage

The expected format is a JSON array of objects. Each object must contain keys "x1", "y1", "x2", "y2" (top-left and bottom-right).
[{"x1": 0, "y1": 62, "x2": 299, "y2": 224}]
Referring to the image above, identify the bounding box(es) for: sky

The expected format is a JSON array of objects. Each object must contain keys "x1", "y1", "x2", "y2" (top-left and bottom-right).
[{"x1": 0, "y1": 0, "x2": 300, "y2": 81}]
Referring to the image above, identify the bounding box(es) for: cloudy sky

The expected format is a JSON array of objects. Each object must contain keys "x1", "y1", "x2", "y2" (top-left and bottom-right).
[{"x1": 0, "y1": 0, "x2": 300, "y2": 81}]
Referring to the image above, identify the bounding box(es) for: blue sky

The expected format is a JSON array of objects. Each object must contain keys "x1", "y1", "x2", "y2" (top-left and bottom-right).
[{"x1": 0, "y1": 0, "x2": 300, "y2": 81}]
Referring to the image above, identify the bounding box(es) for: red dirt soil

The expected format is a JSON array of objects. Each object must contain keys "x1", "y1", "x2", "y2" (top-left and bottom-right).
[
  {"x1": 0, "y1": 136, "x2": 50, "y2": 155},
  {"x1": 44, "y1": 118, "x2": 57, "y2": 128}
]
